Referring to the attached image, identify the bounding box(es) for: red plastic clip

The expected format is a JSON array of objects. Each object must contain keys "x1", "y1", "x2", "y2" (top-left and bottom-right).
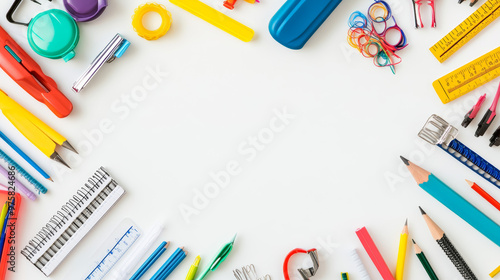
[{"x1": 283, "y1": 248, "x2": 319, "y2": 280}]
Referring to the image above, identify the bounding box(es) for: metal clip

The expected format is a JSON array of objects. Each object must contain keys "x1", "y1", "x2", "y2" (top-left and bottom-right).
[
  {"x1": 72, "y1": 33, "x2": 130, "y2": 93},
  {"x1": 284, "y1": 248, "x2": 319, "y2": 280},
  {"x1": 418, "y1": 114, "x2": 459, "y2": 147}
]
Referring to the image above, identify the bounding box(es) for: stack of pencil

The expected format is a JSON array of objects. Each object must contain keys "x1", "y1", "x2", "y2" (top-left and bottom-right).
[
  {"x1": 0, "y1": 199, "x2": 14, "y2": 262},
  {"x1": 151, "y1": 247, "x2": 187, "y2": 280}
]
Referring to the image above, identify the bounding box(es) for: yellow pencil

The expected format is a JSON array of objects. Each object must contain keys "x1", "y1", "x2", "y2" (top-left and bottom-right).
[
  {"x1": 0, "y1": 202, "x2": 9, "y2": 232},
  {"x1": 0, "y1": 89, "x2": 77, "y2": 167},
  {"x1": 395, "y1": 219, "x2": 408, "y2": 280},
  {"x1": 185, "y1": 256, "x2": 200, "y2": 280}
]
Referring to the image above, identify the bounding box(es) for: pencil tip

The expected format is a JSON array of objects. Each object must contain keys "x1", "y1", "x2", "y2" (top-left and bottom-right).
[
  {"x1": 405, "y1": 218, "x2": 408, "y2": 226},
  {"x1": 465, "y1": 179, "x2": 473, "y2": 186},
  {"x1": 412, "y1": 239, "x2": 415, "y2": 244},
  {"x1": 400, "y1": 156, "x2": 410, "y2": 166},
  {"x1": 62, "y1": 141, "x2": 78, "y2": 154},
  {"x1": 419, "y1": 206, "x2": 426, "y2": 215},
  {"x1": 50, "y1": 152, "x2": 71, "y2": 169},
  {"x1": 48, "y1": 178, "x2": 54, "y2": 182}
]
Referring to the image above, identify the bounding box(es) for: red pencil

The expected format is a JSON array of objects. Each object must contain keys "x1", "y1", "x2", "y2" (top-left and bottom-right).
[{"x1": 466, "y1": 179, "x2": 500, "y2": 211}]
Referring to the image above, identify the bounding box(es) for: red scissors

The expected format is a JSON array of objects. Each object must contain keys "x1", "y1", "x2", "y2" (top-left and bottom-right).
[{"x1": 0, "y1": 25, "x2": 73, "y2": 118}]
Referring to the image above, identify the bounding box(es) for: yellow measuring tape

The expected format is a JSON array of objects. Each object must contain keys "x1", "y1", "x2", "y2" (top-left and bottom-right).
[
  {"x1": 433, "y1": 45, "x2": 500, "y2": 103},
  {"x1": 430, "y1": 0, "x2": 500, "y2": 63}
]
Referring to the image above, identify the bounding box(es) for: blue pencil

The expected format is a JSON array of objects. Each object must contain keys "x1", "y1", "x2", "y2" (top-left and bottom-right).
[
  {"x1": 0, "y1": 198, "x2": 14, "y2": 263},
  {"x1": 157, "y1": 250, "x2": 186, "y2": 280},
  {"x1": 131, "y1": 241, "x2": 169, "y2": 280},
  {"x1": 151, "y1": 248, "x2": 185, "y2": 280},
  {"x1": 0, "y1": 130, "x2": 52, "y2": 181}
]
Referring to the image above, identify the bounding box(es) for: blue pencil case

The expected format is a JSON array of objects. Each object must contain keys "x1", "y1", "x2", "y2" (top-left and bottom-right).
[{"x1": 269, "y1": 0, "x2": 343, "y2": 50}]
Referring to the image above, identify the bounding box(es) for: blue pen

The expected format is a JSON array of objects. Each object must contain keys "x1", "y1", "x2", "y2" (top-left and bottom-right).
[
  {"x1": 131, "y1": 241, "x2": 169, "y2": 280},
  {"x1": 0, "y1": 198, "x2": 14, "y2": 263},
  {"x1": 157, "y1": 249, "x2": 186, "y2": 280},
  {"x1": 0, "y1": 130, "x2": 52, "y2": 181},
  {"x1": 151, "y1": 248, "x2": 185, "y2": 280}
]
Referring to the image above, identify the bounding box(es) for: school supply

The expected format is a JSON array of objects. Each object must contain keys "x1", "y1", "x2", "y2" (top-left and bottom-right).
[
  {"x1": 21, "y1": 167, "x2": 125, "y2": 276},
  {"x1": 0, "y1": 190, "x2": 21, "y2": 279},
  {"x1": 151, "y1": 247, "x2": 187, "y2": 280},
  {"x1": 466, "y1": 180, "x2": 500, "y2": 211},
  {"x1": 402, "y1": 156, "x2": 500, "y2": 247},
  {"x1": 491, "y1": 265, "x2": 500, "y2": 277},
  {"x1": 419, "y1": 207, "x2": 477, "y2": 279},
  {"x1": 224, "y1": 0, "x2": 258, "y2": 10},
  {"x1": 169, "y1": 0, "x2": 254, "y2": 42},
  {"x1": 186, "y1": 256, "x2": 201, "y2": 280},
  {"x1": 347, "y1": 1, "x2": 408, "y2": 74},
  {"x1": 350, "y1": 249, "x2": 372, "y2": 280},
  {"x1": 411, "y1": 0, "x2": 436, "y2": 28},
  {"x1": 0, "y1": 130, "x2": 51, "y2": 181},
  {"x1": 395, "y1": 220, "x2": 408, "y2": 280},
  {"x1": 0, "y1": 89, "x2": 78, "y2": 168},
  {"x1": 418, "y1": 114, "x2": 500, "y2": 188},
  {"x1": 491, "y1": 126, "x2": 500, "y2": 147},
  {"x1": 0, "y1": 162, "x2": 36, "y2": 200},
  {"x1": 63, "y1": 0, "x2": 108, "y2": 21},
  {"x1": 476, "y1": 84, "x2": 500, "y2": 137},
  {"x1": 130, "y1": 241, "x2": 169, "y2": 280},
  {"x1": 195, "y1": 235, "x2": 237, "y2": 280},
  {"x1": 73, "y1": 33, "x2": 130, "y2": 92},
  {"x1": 234, "y1": 264, "x2": 271, "y2": 280},
  {"x1": 0, "y1": 25, "x2": 73, "y2": 118},
  {"x1": 110, "y1": 221, "x2": 165, "y2": 280},
  {"x1": 341, "y1": 273, "x2": 349, "y2": 280},
  {"x1": 80, "y1": 219, "x2": 141, "y2": 280},
  {"x1": 0, "y1": 202, "x2": 9, "y2": 236},
  {"x1": 459, "y1": 0, "x2": 480, "y2": 7},
  {"x1": 0, "y1": 149, "x2": 46, "y2": 194},
  {"x1": 355, "y1": 227, "x2": 394, "y2": 280},
  {"x1": 0, "y1": 198, "x2": 14, "y2": 262},
  {"x1": 7, "y1": 0, "x2": 80, "y2": 61},
  {"x1": 430, "y1": 0, "x2": 500, "y2": 63},
  {"x1": 412, "y1": 239, "x2": 438, "y2": 280},
  {"x1": 463, "y1": 94, "x2": 487, "y2": 127},
  {"x1": 269, "y1": 0, "x2": 342, "y2": 49},
  {"x1": 132, "y1": 3, "x2": 172, "y2": 41},
  {"x1": 283, "y1": 248, "x2": 319, "y2": 280}
]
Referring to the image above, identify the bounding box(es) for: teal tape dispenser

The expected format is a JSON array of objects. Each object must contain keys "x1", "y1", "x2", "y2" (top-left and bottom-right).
[{"x1": 269, "y1": 0, "x2": 343, "y2": 50}]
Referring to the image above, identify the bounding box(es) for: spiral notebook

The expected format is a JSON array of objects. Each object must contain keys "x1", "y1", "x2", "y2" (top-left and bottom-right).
[{"x1": 21, "y1": 167, "x2": 125, "y2": 276}]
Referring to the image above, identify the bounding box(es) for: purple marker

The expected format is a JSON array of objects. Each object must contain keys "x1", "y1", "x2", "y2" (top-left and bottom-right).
[{"x1": 0, "y1": 166, "x2": 36, "y2": 201}]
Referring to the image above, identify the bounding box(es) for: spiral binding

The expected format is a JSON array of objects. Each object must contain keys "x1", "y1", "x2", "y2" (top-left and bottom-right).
[
  {"x1": 21, "y1": 167, "x2": 122, "y2": 275},
  {"x1": 350, "y1": 249, "x2": 372, "y2": 280},
  {"x1": 440, "y1": 139, "x2": 500, "y2": 187},
  {"x1": 437, "y1": 234, "x2": 477, "y2": 280},
  {"x1": 0, "y1": 148, "x2": 46, "y2": 194}
]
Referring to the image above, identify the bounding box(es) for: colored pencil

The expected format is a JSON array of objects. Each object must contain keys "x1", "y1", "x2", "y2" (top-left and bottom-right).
[
  {"x1": 401, "y1": 156, "x2": 500, "y2": 247},
  {"x1": 412, "y1": 239, "x2": 438, "y2": 280},
  {"x1": 151, "y1": 247, "x2": 186, "y2": 280},
  {"x1": 157, "y1": 248, "x2": 186, "y2": 279},
  {"x1": 130, "y1": 241, "x2": 169, "y2": 280},
  {"x1": 356, "y1": 227, "x2": 394, "y2": 280},
  {"x1": 0, "y1": 130, "x2": 52, "y2": 181},
  {"x1": 490, "y1": 265, "x2": 500, "y2": 277},
  {"x1": 395, "y1": 219, "x2": 408, "y2": 280},
  {"x1": 419, "y1": 207, "x2": 477, "y2": 280},
  {"x1": 466, "y1": 179, "x2": 500, "y2": 211}
]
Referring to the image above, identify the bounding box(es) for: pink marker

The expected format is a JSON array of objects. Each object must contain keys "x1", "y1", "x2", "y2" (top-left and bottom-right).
[
  {"x1": 0, "y1": 166, "x2": 36, "y2": 201},
  {"x1": 356, "y1": 227, "x2": 395, "y2": 280}
]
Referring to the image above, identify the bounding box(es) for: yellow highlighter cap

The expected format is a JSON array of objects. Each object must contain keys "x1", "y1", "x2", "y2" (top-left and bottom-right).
[{"x1": 132, "y1": 3, "x2": 172, "y2": 40}]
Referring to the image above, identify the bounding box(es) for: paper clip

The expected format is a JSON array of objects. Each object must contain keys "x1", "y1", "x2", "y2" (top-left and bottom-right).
[
  {"x1": 234, "y1": 264, "x2": 271, "y2": 280},
  {"x1": 72, "y1": 33, "x2": 130, "y2": 93},
  {"x1": 411, "y1": 0, "x2": 435, "y2": 28},
  {"x1": 283, "y1": 249, "x2": 319, "y2": 280}
]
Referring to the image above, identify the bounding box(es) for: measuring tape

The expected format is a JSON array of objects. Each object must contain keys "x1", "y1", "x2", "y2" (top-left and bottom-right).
[
  {"x1": 430, "y1": 0, "x2": 500, "y2": 63},
  {"x1": 81, "y1": 219, "x2": 141, "y2": 280},
  {"x1": 433, "y1": 45, "x2": 500, "y2": 103}
]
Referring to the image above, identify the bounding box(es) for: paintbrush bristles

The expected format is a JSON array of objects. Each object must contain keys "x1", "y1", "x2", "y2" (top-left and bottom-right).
[{"x1": 400, "y1": 157, "x2": 431, "y2": 184}]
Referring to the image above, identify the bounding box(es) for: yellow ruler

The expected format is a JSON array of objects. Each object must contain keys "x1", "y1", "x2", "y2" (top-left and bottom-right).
[
  {"x1": 430, "y1": 0, "x2": 500, "y2": 63},
  {"x1": 433, "y1": 45, "x2": 500, "y2": 103}
]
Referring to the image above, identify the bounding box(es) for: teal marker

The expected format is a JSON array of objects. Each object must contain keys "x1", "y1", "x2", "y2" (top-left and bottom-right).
[
  {"x1": 195, "y1": 234, "x2": 236, "y2": 280},
  {"x1": 402, "y1": 156, "x2": 500, "y2": 247}
]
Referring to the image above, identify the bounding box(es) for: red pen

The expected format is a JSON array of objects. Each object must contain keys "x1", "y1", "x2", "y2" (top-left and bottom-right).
[
  {"x1": 0, "y1": 25, "x2": 72, "y2": 118},
  {"x1": 466, "y1": 179, "x2": 500, "y2": 211}
]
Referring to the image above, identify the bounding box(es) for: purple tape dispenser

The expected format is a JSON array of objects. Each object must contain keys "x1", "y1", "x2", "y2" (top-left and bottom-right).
[{"x1": 63, "y1": 0, "x2": 108, "y2": 22}]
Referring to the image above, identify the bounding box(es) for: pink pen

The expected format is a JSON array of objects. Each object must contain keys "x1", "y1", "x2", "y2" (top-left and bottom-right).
[
  {"x1": 0, "y1": 165, "x2": 36, "y2": 201},
  {"x1": 476, "y1": 84, "x2": 500, "y2": 137},
  {"x1": 356, "y1": 227, "x2": 395, "y2": 280},
  {"x1": 462, "y1": 94, "x2": 486, "y2": 128}
]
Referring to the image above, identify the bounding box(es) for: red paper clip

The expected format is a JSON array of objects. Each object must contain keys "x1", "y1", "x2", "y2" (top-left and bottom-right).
[{"x1": 0, "y1": 25, "x2": 72, "y2": 118}]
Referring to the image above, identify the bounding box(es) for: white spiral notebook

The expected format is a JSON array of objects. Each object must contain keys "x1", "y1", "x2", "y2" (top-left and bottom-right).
[{"x1": 21, "y1": 167, "x2": 125, "y2": 276}]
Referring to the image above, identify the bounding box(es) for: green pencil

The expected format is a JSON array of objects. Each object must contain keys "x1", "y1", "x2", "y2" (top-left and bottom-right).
[{"x1": 412, "y1": 239, "x2": 438, "y2": 280}]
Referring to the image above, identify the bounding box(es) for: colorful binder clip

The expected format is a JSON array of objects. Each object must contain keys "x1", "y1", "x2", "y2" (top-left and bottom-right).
[
  {"x1": 283, "y1": 248, "x2": 319, "y2": 280},
  {"x1": 0, "y1": 25, "x2": 73, "y2": 118},
  {"x1": 63, "y1": 0, "x2": 108, "y2": 22},
  {"x1": 7, "y1": 0, "x2": 80, "y2": 61},
  {"x1": 73, "y1": 33, "x2": 130, "y2": 93}
]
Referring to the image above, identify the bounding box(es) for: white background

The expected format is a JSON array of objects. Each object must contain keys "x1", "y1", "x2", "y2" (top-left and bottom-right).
[{"x1": 1, "y1": 0, "x2": 500, "y2": 279}]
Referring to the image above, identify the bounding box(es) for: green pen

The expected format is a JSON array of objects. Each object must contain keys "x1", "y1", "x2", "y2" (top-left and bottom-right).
[{"x1": 195, "y1": 234, "x2": 237, "y2": 280}]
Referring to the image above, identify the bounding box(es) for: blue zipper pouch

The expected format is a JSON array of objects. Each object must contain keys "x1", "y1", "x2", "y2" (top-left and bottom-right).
[{"x1": 269, "y1": 0, "x2": 343, "y2": 50}]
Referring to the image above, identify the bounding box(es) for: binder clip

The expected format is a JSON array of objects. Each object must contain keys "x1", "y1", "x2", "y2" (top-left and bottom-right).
[
  {"x1": 283, "y1": 248, "x2": 319, "y2": 280},
  {"x1": 72, "y1": 33, "x2": 130, "y2": 93},
  {"x1": 7, "y1": 0, "x2": 80, "y2": 61}
]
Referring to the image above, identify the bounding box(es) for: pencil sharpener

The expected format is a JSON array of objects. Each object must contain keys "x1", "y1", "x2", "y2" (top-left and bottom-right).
[
  {"x1": 27, "y1": 9, "x2": 80, "y2": 62},
  {"x1": 64, "y1": 0, "x2": 108, "y2": 22}
]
